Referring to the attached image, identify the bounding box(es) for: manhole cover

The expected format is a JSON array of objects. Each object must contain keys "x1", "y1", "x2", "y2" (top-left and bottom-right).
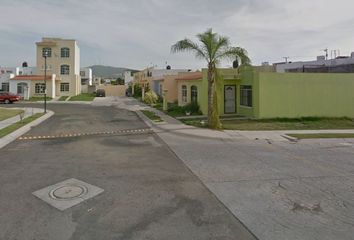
[
  {"x1": 50, "y1": 184, "x2": 88, "y2": 200},
  {"x1": 33, "y1": 178, "x2": 104, "y2": 211}
]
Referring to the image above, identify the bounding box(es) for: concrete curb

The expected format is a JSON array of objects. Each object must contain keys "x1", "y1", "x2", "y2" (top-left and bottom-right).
[
  {"x1": 135, "y1": 110, "x2": 154, "y2": 129},
  {"x1": 0, "y1": 110, "x2": 54, "y2": 149},
  {"x1": 19, "y1": 101, "x2": 92, "y2": 105},
  {"x1": 136, "y1": 110, "x2": 234, "y2": 140}
]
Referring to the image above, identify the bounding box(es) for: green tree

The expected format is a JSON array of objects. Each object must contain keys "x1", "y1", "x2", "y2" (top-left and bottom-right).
[{"x1": 171, "y1": 29, "x2": 250, "y2": 129}]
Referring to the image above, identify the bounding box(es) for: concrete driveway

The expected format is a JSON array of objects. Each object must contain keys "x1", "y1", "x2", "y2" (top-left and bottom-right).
[
  {"x1": 157, "y1": 130, "x2": 354, "y2": 240},
  {"x1": 0, "y1": 103, "x2": 256, "y2": 240}
]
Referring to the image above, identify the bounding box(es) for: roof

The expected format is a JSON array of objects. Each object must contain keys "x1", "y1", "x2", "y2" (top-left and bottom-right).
[
  {"x1": 11, "y1": 75, "x2": 52, "y2": 81},
  {"x1": 175, "y1": 72, "x2": 202, "y2": 81}
]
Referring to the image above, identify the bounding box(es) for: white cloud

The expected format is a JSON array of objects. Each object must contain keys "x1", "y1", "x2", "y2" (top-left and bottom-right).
[{"x1": 0, "y1": 0, "x2": 353, "y2": 69}]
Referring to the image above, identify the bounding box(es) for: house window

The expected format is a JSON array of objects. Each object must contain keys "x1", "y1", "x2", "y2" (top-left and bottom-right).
[
  {"x1": 182, "y1": 85, "x2": 187, "y2": 103},
  {"x1": 191, "y1": 85, "x2": 198, "y2": 103},
  {"x1": 240, "y1": 85, "x2": 252, "y2": 107},
  {"x1": 80, "y1": 71, "x2": 85, "y2": 77},
  {"x1": 61, "y1": 47, "x2": 70, "y2": 58},
  {"x1": 60, "y1": 83, "x2": 70, "y2": 92},
  {"x1": 42, "y1": 48, "x2": 52, "y2": 57},
  {"x1": 35, "y1": 83, "x2": 45, "y2": 94},
  {"x1": 17, "y1": 82, "x2": 27, "y2": 94},
  {"x1": 60, "y1": 65, "x2": 70, "y2": 75},
  {"x1": 1, "y1": 82, "x2": 9, "y2": 92}
]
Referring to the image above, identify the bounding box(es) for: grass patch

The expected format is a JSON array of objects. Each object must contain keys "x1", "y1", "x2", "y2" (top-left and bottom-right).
[
  {"x1": 0, "y1": 113, "x2": 44, "y2": 138},
  {"x1": 182, "y1": 117, "x2": 354, "y2": 130},
  {"x1": 58, "y1": 96, "x2": 69, "y2": 101},
  {"x1": 28, "y1": 96, "x2": 52, "y2": 102},
  {"x1": 69, "y1": 93, "x2": 95, "y2": 101},
  {"x1": 288, "y1": 133, "x2": 354, "y2": 139},
  {"x1": 151, "y1": 102, "x2": 202, "y2": 118},
  {"x1": 0, "y1": 108, "x2": 24, "y2": 121},
  {"x1": 141, "y1": 110, "x2": 163, "y2": 122},
  {"x1": 221, "y1": 117, "x2": 354, "y2": 131}
]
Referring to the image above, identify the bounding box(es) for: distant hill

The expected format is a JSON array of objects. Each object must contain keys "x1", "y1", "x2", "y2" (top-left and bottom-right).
[{"x1": 89, "y1": 65, "x2": 138, "y2": 78}]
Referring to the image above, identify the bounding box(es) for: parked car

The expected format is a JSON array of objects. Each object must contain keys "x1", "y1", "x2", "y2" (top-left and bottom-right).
[
  {"x1": 0, "y1": 92, "x2": 21, "y2": 104},
  {"x1": 96, "y1": 89, "x2": 106, "y2": 97}
]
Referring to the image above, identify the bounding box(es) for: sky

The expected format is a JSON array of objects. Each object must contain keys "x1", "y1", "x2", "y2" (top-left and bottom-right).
[{"x1": 1, "y1": 0, "x2": 354, "y2": 70}]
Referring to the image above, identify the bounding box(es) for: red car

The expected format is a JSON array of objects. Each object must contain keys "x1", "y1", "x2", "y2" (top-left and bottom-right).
[{"x1": 0, "y1": 92, "x2": 21, "y2": 104}]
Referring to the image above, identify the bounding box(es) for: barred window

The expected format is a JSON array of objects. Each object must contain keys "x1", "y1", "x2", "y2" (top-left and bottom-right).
[
  {"x1": 182, "y1": 85, "x2": 187, "y2": 103},
  {"x1": 35, "y1": 83, "x2": 45, "y2": 94},
  {"x1": 240, "y1": 85, "x2": 252, "y2": 107},
  {"x1": 1, "y1": 82, "x2": 9, "y2": 92},
  {"x1": 61, "y1": 47, "x2": 70, "y2": 58},
  {"x1": 42, "y1": 48, "x2": 51, "y2": 57},
  {"x1": 60, "y1": 83, "x2": 69, "y2": 92},
  {"x1": 60, "y1": 65, "x2": 70, "y2": 75},
  {"x1": 191, "y1": 85, "x2": 198, "y2": 103}
]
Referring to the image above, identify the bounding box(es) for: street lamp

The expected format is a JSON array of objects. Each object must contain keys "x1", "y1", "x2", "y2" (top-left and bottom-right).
[{"x1": 43, "y1": 49, "x2": 49, "y2": 113}]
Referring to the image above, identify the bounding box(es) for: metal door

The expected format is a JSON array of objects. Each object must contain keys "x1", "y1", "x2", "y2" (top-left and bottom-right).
[{"x1": 224, "y1": 85, "x2": 236, "y2": 114}]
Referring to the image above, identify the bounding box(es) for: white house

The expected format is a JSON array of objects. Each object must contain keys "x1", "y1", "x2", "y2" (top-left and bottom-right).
[
  {"x1": 0, "y1": 66, "x2": 37, "y2": 100},
  {"x1": 124, "y1": 70, "x2": 134, "y2": 86},
  {"x1": 276, "y1": 52, "x2": 354, "y2": 73},
  {"x1": 80, "y1": 67, "x2": 93, "y2": 86}
]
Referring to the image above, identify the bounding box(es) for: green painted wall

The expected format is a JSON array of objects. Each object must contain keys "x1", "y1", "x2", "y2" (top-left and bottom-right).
[
  {"x1": 258, "y1": 73, "x2": 354, "y2": 118},
  {"x1": 197, "y1": 67, "x2": 257, "y2": 118}
]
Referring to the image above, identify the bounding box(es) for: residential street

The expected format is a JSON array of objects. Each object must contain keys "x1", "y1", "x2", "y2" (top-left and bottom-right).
[
  {"x1": 1, "y1": 99, "x2": 354, "y2": 240},
  {"x1": 0, "y1": 103, "x2": 256, "y2": 240}
]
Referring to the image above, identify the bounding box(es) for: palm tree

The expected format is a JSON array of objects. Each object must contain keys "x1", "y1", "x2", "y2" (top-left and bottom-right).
[{"x1": 171, "y1": 29, "x2": 250, "y2": 129}]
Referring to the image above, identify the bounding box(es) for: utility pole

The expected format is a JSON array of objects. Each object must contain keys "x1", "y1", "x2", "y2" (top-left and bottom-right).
[{"x1": 43, "y1": 50, "x2": 48, "y2": 113}]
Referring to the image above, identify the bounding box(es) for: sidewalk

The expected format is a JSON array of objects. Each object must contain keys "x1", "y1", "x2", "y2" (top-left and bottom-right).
[
  {"x1": 116, "y1": 97, "x2": 354, "y2": 142},
  {"x1": 0, "y1": 107, "x2": 43, "y2": 130},
  {"x1": 0, "y1": 108, "x2": 54, "y2": 149}
]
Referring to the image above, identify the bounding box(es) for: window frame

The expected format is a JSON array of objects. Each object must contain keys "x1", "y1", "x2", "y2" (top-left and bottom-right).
[
  {"x1": 35, "y1": 83, "x2": 46, "y2": 94},
  {"x1": 240, "y1": 85, "x2": 253, "y2": 107},
  {"x1": 60, "y1": 47, "x2": 70, "y2": 58},
  {"x1": 42, "y1": 48, "x2": 52, "y2": 57},
  {"x1": 181, "y1": 85, "x2": 187, "y2": 103},
  {"x1": 60, "y1": 83, "x2": 70, "y2": 92},
  {"x1": 60, "y1": 65, "x2": 70, "y2": 75},
  {"x1": 1, "y1": 82, "x2": 9, "y2": 92},
  {"x1": 191, "y1": 85, "x2": 198, "y2": 103}
]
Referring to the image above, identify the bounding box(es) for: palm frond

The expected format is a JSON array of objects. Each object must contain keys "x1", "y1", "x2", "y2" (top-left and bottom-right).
[
  {"x1": 216, "y1": 47, "x2": 251, "y2": 65},
  {"x1": 171, "y1": 39, "x2": 207, "y2": 60},
  {"x1": 197, "y1": 29, "x2": 218, "y2": 61}
]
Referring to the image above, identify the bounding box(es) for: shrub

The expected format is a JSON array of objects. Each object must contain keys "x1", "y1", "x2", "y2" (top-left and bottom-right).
[
  {"x1": 184, "y1": 102, "x2": 201, "y2": 115},
  {"x1": 144, "y1": 91, "x2": 158, "y2": 105},
  {"x1": 133, "y1": 85, "x2": 142, "y2": 97}
]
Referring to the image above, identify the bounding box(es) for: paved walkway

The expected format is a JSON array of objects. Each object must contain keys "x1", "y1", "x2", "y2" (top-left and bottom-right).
[
  {"x1": 111, "y1": 97, "x2": 354, "y2": 142},
  {"x1": 0, "y1": 107, "x2": 43, "y2": 130}
]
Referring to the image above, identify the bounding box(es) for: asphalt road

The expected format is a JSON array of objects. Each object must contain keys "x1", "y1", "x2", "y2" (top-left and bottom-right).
[{"x1": 0, "y1": 103, "x2": 256, "y2": 240}]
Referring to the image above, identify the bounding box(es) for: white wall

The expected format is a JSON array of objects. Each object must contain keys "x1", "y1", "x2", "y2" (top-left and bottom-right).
[
  {"x1": 151, "y1": 69, "x2": 190, "y2": 78},
  {"x1": 75, "y1": 42, "x2": 80, "y2": 75},
  {"x1": 124, "y1": 71, "x2": 134, "y2": 85},
  {"x1": 16, "y1": 67, "x2": 36, "y2": 75},
  {"x1": 276, "y1": 55, "x2": 354, "y2": 72},
  {"x1": 80, "y1": 67, "x2": 93, "y2": 85}
]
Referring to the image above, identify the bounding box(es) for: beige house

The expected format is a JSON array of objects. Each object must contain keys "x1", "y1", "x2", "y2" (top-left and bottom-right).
[
  {"x1": 10, "y1": 37, "x2": 81, "y2": 99},
  {"x1": 132, "y1": 67, "x2": 154, "y2": 90},
  {"x1": 148, "y1": 71, "x2": 202, "y2": 104},
  {"x1": 36, "y1": 38, "x2": 81, "y2": 96},
  {"x1": 176, "y1": 72, "x2": 202, "y2": 106}
]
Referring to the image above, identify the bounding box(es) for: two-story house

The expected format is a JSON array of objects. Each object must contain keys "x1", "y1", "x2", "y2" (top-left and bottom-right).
[{"x1": 10, "y1": 38, "x2": 81, "y2": 99}]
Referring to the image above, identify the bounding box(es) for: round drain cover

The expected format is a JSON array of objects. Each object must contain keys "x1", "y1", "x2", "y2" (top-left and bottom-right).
[{"x1": 50, "y1": 185, "x2": 87, "y2": 200}]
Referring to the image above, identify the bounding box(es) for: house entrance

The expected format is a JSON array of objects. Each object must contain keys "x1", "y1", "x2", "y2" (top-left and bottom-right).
[{"x1": 224, "y1": 85, "x2": 236, "y2": 114}]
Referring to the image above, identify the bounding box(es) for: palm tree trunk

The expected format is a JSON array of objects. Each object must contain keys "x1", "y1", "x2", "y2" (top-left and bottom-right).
[
  {"x1": 207, "y1": 63, "x2": 213, "y2": 127},
  {"x1": 207, "y1": 63, "x2": 221, "y2": 129}
]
